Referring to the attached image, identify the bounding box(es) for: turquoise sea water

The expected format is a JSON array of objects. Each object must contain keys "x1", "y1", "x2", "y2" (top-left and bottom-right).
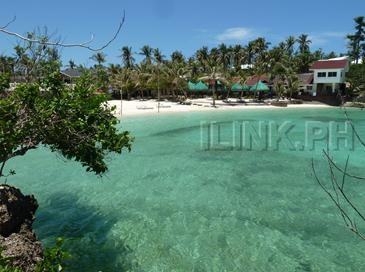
[{"x1": 5, "y1": 107, "x2": 365, "y2": 271}]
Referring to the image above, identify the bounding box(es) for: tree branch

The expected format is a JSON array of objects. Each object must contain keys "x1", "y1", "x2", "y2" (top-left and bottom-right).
[
  {"x1": 1, "y1": 16, "x2": 16, "y2": 29},
  {"x1": 0, "y1": 11, "x2": 125, "y2": 52},
  {"x1": 0, "y1": 160, "x2": 6, "y2": 178},
  {"x1": 313, "y1": 151, "x2": 365, "y2": 240}
]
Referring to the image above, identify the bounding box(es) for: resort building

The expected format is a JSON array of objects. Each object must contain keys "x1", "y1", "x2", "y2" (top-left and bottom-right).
[
  {"x1": 60, "y1": 68, "x2": 82, "y2": 84},
  {"x1": 245, "y1": 75, "x2": 271, "y2": 86},
  {"x1": 309, "y1": 57, "x2": 350, "y2": 96},
  {"x1": 297, "y1": 73, "x2": 314, "y2": 95}
]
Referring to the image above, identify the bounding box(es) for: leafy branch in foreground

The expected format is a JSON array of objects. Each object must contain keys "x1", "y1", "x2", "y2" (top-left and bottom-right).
[
  {"x1": 35, "y1": 238, "x2": 70, "y2": 272},
  {"x1": 0, "y1": 71, "x2": 133, "y2": 179},
  {"x1": 0, "y1": 238, "x2": 69, "y2": 272}
]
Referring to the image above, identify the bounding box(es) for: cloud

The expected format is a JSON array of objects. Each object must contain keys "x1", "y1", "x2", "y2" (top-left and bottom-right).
[
  {"x1": 216, "y1": 27, "x2": 253, "y2": 42},
  {"x1": 323, "y1": 31, "x2": 347, "y2": 38},
  {"x1": 308, "y1": 35, "x2": 328, "y2": 46},
  {"x1": 309, "y1": 31, "x2": 347, "y2": 46}
]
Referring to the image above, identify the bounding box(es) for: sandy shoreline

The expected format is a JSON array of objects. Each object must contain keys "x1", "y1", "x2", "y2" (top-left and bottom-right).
[{"x1": 107, "y1": 98, "x2": 333, "y2": 118}]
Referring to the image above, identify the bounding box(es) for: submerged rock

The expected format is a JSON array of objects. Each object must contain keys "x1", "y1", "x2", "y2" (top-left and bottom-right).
[{"x1": 0, "y1": 184, "x2": 43, "y2": 271}]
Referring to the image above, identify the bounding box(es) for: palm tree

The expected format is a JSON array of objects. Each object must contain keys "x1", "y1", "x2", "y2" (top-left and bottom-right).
[
  {"x1": 108, "y1": 63, "x2": 121, "y2": 75},
  {"x1": 347, "y1": 16, "x2": 365, "y2": 64},
  {"x1": 285, "y1": 36, "x2": 296, "y2": 57},
  {"x1": 286, "y1": 73, "x2": 300, "y2": 100},
  {"x1": 67, "y1": 60, "x2": 76, "y2": 69},
  {"x1": 297, "y1": 34, "x2": 311, "y2": 54},
  {"x1": 274, "y1": 80, "x2": 286, "y2": 100},
  {"x1": 111, "y1": 68, "x2": 134, "y2": 117},
  {"x1": 231, "y1": 45, "x2": 244, "y2": 70},
  {"x1": 165, "y1": 61, "x2": 188, "y2": 98},
  {"x1": 295, "y1": 52, "x2": 313, "y2": 73},
  {"x1": 199, "y1": 60, "x2": 229, "y2": 107},
  {"x1": 186, "y1": 59, "x2": 200, "y2": 80},
  {"x1": 246, "y1": 42, "x2": 255, "y2": 65},
  {"x1": 171, "y1": 51, "x2": 185, "y2": 63},
  {"x1": 140, "y1": 45, "x2": 153, "y2": 64},
  {"x1": 153, "y1": 48, "x2": 165, "y2": 64},
  {"x1": 217, "y1": 43, "x2": 231, "y2": 71},
  {"x1": 134, "y1": 63, "x2": 152, "y2": 99},
  {"x1": 90, "y1": 52, "x2": 106, "y2": 66},
  {"x1": 195, "y1": 46, "x2": 209, "y2": 72},
  {"x1": 209, "y1": 47, "x2": 220, "y2": 65},
  {"x1": 252, "y1": 37, "x2": 270, "y2": 63},
  {"x1": 153, "y1": 48, "x2": 165, "y2": 109},
  {"x1": 120, "y1": 46, "x2": 135, "y2": 68}
]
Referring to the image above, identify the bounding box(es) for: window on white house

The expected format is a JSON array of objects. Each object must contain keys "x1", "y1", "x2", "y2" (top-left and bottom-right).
[
  {"x1": 318, "y1": 72, "x2": 326, "y2": 77},
  {"x1": 328, "y1": 72, "x2": 337, "y2": 77},
  {"x1": 306, "y1": 85, "x2": 313, "y2": 90}
]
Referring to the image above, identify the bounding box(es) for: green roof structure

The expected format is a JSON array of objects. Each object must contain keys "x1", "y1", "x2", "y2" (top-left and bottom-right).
[
  {"x1": 231, "y1": 83, "x2": 251, "y2": 92},
  {"x1": 188, "y1": 81, "x2": 209, "y2": 92},
  {"x1": 250, "y1": 81, "x2": 270, "y2": 92},
  {"x1": 188, "y1": 81, "x2": 196, "y2": 90},
  {"x1": 194, "y1": 81, "x2": 209, "y2": 91}
]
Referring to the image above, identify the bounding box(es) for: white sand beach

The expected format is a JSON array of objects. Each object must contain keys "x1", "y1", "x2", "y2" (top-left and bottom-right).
[{"x1": 107, "y1": 98, "x2": 332, "y2": 117}]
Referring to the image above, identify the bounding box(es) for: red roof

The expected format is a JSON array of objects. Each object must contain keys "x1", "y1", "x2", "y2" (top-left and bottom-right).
[
  {"x1": 245, "y1": 75, "x2": 270, "y2": 86},
  {"x1": 310, "y1": 59, "x2": 348, "y2": 70}
]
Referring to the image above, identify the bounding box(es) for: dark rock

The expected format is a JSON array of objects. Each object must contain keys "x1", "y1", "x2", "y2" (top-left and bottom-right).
[{"x1": 0, "y1": 185, "x2": 43, "y2": 271}]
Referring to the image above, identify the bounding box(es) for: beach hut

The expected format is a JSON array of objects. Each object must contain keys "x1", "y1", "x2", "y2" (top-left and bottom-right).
[
  {"x1": 250, "y1": 81, "x2": 270, "y2": 92},
  {"x1": 231, "y1": 83, "x2": 250, "y2": 98},
  {"x1": 231, "y1": 83, "x2": 244, "y2": 92},
  {"x1": 188, "y1": 81, "x2": 196, "y2": 91},
  {"x1": 188, "y1": 81, "x2": 209, "y2": 98},
  {"x1": 194, "y1": 81, "x2": 209, "y2": 92},
  {"x1": 250, "y1": 81, "x2": 270, "y2": 100}
]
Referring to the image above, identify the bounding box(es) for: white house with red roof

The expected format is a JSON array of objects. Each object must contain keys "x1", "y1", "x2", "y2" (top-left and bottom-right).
[{"x1": 309, "y1": 57, "x2": 350, "y2": 96}]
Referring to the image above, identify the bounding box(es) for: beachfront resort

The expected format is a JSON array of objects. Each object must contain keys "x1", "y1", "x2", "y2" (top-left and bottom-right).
[{"x1": 0, "y1": 2, "x2": 365, "y2": 271}]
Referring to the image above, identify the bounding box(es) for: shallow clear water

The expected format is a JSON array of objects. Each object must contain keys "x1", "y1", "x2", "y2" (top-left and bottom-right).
[{"x1": 6, "y1": 107, "x2": 365, "y2": 271}]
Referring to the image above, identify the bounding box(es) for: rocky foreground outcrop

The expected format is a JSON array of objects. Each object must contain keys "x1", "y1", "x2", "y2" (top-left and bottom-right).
[{"x1": 0, "y1": 185, "x2": 43, "y2": 271}]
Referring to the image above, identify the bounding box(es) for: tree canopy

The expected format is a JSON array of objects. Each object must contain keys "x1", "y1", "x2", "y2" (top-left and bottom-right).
[{"x1": 0, "y1": 71, "x2": 132, "y2": 179}]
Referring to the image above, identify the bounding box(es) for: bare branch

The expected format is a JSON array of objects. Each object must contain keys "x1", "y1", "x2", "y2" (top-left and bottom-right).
[
  {"x1": 1, "y1": 16, "x2": 16, "y2": 29},
  {"x1": 0, "y1": 11, "x2": 125, "y2": 52},
  {"x1": 343, "y1": 107, "x2": 365, "y2": 148},
  {"x1": 0, "y1": 160, "x2": 6, "y2": 178},
  {"x1": 323, "y1": 150, "x2": 365, "y2": 181},
  {"x1": 313, "y1": 150, "x2": 365, "y2": 240},
  {"x1": 312, "y1": 159, "x2": 353, "y2": 229}
]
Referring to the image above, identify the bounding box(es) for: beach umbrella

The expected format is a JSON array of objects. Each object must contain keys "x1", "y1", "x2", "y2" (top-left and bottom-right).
[{"x1": 250, "y1": 81, "x2": 270, "y2": 92}]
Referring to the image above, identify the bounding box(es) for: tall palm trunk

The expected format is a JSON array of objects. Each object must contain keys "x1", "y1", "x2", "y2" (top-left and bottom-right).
[{"x1": 212, "y1": 80, "x2": 217, "y2": 107}]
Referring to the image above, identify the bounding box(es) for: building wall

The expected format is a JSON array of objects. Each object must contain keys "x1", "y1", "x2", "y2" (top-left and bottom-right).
[{"x1": 313, "y1": 68, "x2": 346, "y2": 84}]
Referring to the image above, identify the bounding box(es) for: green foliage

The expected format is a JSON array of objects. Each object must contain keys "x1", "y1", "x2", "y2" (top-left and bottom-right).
[
  {"x1": 0, "y1": 239, "x2": 69, "y2": 272},
  {"x1": 0, "y1": 72, "x2": 133, "y2": 178},
  {"x1": 35, "y1": 238, "x2": 70, "y2": 272},
  {"x1": 94, "y1": 67, "x2": 110, "y2": 92},
  {"x1": 0, "y1": 253, "x2": 22, "y2": 272},
  {"x1": 347, "y1": 63, "x2": 365, "y2": 94},
  {"x1": 0, "y1": 73, "x2": 10, "y2": 93},
  {"x1": 347, "y1": 16, "x2": 365, "y2": 63},
  {"x1": 11, "y1": 32, "x2": 62, "y2": 82}
]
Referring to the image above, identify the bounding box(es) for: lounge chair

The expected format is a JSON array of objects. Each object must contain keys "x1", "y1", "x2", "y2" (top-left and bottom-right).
[{"x1": 136, "y1": 105, "x2": 154, "y2": 110}]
